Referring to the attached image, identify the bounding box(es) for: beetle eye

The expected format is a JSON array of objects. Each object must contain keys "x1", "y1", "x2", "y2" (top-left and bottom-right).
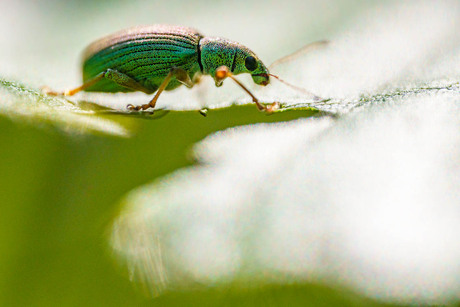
[{"x1": 245, "y1": 56, "x2": 257, "y2": 71}]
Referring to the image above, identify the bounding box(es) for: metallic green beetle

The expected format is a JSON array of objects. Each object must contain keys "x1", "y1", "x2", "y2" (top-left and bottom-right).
[{"x1": 45, "y1": 24, "x2": 279, "y2": 112}]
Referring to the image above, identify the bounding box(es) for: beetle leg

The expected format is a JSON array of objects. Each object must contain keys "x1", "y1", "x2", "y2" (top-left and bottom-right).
[
  {"x1": 42, "y1": 69, "x2": 153, "y2": 96},
  {"x1": 128, "y1": 68, "x2": 192, "y2": 111},
  {"x1": 192, "y1": 73, "x2": 203, "y2": 84},
  {"x1": 174, "y1": 68, "x2": 194, "y2": 88},
  {"x1": 42, "y1": 72, "x2": 105, "y2": 96},
  {"x1": 215, "y1": 66, "x2": 274, "y2": 112},
  {"x1": 103, "y1": 69, "x2": 154, "y2": 94}
]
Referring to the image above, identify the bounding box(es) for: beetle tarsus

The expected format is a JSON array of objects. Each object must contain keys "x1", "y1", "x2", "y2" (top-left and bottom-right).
[
  {"x1": 265, "y1": 102, "x2": 280, "y2": 113},
  {"x1": 127, "y1": 103, "x2": 155, "y2": 112},
  {"x1": 41, "y1": 86, "x2": 62, "y2": 96}
]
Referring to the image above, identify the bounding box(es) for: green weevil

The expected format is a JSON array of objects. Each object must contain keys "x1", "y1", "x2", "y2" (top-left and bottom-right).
[{"x1": 44, "y1": 24, "x2": 310, "y2": 113}]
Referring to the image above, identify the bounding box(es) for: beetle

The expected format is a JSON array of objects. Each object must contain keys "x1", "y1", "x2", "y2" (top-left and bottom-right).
[{"x1": 44, "y1": 24, "x2": 319, "y2": 113}]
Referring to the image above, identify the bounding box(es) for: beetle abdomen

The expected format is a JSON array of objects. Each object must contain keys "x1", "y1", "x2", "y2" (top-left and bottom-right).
[{"x1": 82, "y1": 25, "x2": 203, "y2": 93}]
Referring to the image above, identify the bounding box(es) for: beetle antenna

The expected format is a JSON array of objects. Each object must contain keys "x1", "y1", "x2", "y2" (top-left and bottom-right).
[
  {"x1": 269, "y1": 40, "x2": 329, "y2": 70},
  {"x1": 269, "y1": 74, "x2": 322, "y2": 101}
]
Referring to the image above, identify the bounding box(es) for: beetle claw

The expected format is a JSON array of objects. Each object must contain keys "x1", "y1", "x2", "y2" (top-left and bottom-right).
[
  {"x1": 41, "y1": 86, "x2": 62, "y2": 96},
  {"x1": 263, "y1": 102, "x2": 280, "y2": 113},
  {"x1": 127, "y1": 103, "x2": 155, "y2": 113},
  {"x1": 127, "y1": 104, "x2": 143, "y2": 111}
]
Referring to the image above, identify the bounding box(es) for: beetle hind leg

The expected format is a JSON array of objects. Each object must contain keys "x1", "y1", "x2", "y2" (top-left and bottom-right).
[
  {"x1": 41, "y1": 72, "x2": 105, "y2": 97},
  {"x1": 42, "y1": 69, "x2": 153, "y2": 97}
]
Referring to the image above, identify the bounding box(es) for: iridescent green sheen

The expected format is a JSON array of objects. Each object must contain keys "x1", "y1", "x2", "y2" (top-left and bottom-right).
[{"x1": 81, "y1": 24, "x2": 270, "y2": 93}]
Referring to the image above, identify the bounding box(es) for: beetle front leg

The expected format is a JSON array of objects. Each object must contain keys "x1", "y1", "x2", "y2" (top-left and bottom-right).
[{"x1": 215, "y1": 66, "x2": 279, "y2": 113}]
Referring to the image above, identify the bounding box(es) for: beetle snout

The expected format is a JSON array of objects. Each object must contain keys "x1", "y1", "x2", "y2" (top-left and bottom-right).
[{"x1": 252, "y1": 73, "x2": 270, "y2": 86}]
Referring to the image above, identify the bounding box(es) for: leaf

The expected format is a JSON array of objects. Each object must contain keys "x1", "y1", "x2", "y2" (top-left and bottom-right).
[
  {"x1": 0, "y1": 78, "x2": 129, "y2": 136},
  {"x1": 0, "y1": 94, "x2": 319, "y2": 305},
  {"x1": 111, "y1": 82, "x2": 460, "y2": 304}
]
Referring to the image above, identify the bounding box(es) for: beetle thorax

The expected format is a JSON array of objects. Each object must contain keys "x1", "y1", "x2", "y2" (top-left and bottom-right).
[{"x1": 199, "y1": 37, "x2": 239, "y2": 76}]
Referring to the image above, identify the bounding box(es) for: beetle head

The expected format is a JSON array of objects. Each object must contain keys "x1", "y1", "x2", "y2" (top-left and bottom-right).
[{"x1": 200, "y1": 37, "x2": 270, "y2": 86}]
